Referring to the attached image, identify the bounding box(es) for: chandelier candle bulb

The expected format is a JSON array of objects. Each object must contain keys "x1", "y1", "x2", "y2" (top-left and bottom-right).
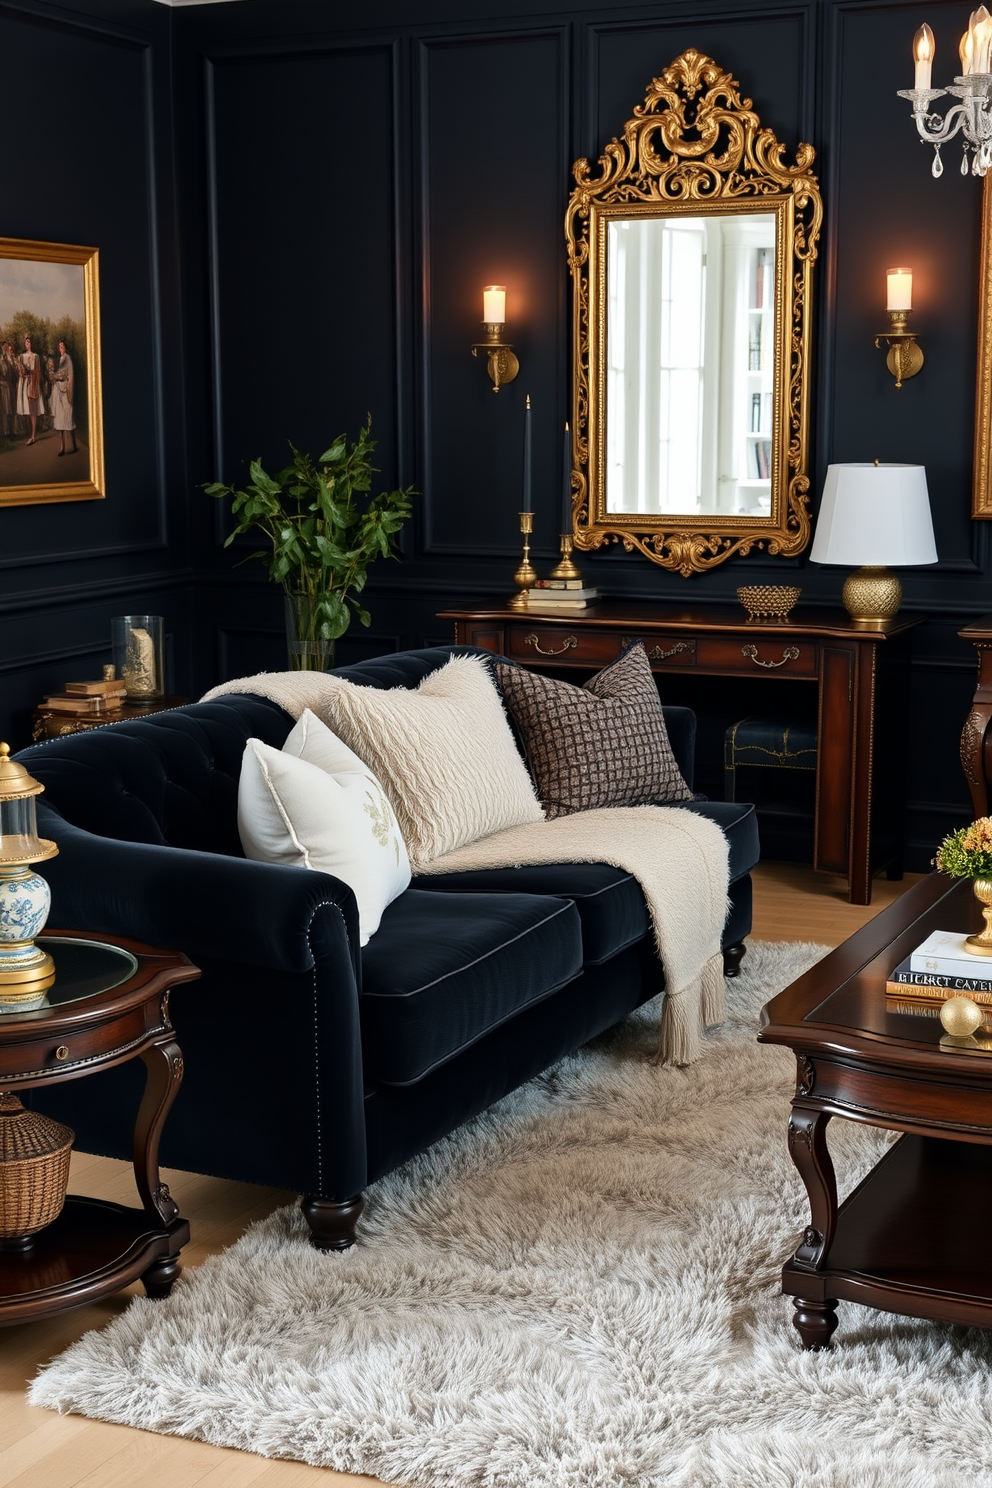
[
  {"x1": 974, "y1": 8, "x2": 992, "y2": 72},
  {"x1": 914, "y1": 24, "x2": 934, "y2": 91}
]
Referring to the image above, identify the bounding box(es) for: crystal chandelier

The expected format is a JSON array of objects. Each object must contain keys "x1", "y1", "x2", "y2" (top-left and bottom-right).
[{"x1": 899, "y1": 9, "x2": 992, "y2": 177}]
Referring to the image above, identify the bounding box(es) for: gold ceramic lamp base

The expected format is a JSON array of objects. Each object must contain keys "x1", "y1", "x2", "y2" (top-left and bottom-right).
[{"x1": 841, "y1": 566, "x2": 902, "y2": 629}]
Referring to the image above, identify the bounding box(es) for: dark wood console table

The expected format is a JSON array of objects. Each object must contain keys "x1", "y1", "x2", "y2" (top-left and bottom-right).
[{"x1": 440, "y1": 602, "x2": 923, "y2": 905}]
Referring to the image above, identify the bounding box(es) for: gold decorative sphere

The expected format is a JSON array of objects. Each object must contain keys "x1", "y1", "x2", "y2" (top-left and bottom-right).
[{"x1": 939, "y1": 996, "x2": 984, "y2": 1038}]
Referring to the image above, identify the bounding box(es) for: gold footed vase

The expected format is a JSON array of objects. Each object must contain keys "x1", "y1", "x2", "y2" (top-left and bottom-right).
[{"x1": 966, "y1": 877, "x2": 992, "y2": 956}]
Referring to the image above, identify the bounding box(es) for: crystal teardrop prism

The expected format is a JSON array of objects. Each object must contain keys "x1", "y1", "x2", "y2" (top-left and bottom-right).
[
  {"x1": 963, "y1": 148, "x2": 971, "y2": 174},
  {"x1": 932, "y1": 147, "x2": 944, "y2": 177}
]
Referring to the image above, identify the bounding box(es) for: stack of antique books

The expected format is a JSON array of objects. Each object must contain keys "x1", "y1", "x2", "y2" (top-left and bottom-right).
[
  {"x1": 42, "y1": 675, "x2": 126, "y2": 720},
  {"x1": 886, "y1": 930, "x2": 992, "y2": 1029},
  {"x1": 524, "y1": 579, "x2": 600, "y2": 613}
]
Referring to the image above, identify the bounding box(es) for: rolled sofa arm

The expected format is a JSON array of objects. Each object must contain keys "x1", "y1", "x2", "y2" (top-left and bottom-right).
[{"x1": 37, "y1": 805, "x2": 362, "y2": 981}]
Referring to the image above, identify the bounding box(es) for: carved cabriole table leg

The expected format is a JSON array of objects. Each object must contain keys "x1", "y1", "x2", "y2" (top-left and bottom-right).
[
  {"x1": 786, "y1": 1079, "x2": 840, "y2": 1349},
  {"x1": 133, "y1": 1035, "x2": 184, "y2": 1227}
]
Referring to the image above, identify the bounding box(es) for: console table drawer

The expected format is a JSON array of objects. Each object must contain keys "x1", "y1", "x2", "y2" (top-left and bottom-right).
[
  {"x1": 508, "y1": 627, "x2": 616, "y2": 665},
  {"x1": 696, "y1": 636, "x2": 818, "y2": 677}
]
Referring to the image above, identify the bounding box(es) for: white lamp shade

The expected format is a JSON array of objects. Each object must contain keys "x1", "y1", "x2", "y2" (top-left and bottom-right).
[{"x1": 809, "y1": 463, "x2": 937, "y2": 567}]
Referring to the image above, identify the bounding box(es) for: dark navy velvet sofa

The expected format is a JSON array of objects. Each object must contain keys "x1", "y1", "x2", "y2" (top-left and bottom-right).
[{"x1": 18, "y1": 646, "x2": 759, "y2": 1249}]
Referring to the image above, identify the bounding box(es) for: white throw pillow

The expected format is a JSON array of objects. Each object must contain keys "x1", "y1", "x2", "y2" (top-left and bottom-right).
[
  {"x1": 319, "y1": 654, "x2": 544, "y2": 869},
  {"x1": 238, "y1": 711, "x2": 411, "y2": 945}
]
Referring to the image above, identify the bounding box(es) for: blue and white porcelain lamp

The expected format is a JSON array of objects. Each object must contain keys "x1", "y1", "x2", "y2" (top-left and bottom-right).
[{"x1": 0, "y1": 743, "x2": 58, "y2": 1008}]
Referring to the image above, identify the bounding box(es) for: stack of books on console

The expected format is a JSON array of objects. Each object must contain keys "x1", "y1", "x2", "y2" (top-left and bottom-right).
[
  {"x1": 42, "y1": 676, "x2": 127, "y2": 718},
  {"x1": 885, "y1": 929, "x2": 992, "y2": 1029},
  {"x1": 524, "y1": 579, "x2": 601, "y2": 612}
]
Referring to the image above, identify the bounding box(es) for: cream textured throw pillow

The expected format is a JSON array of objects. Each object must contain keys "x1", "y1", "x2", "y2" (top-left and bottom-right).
[
  {"x1": 238, "y1": 710, "x2": 411, "y2": 945},
  {"x1": 318, "y1": 654, "x2": 544, "y2": 869}
]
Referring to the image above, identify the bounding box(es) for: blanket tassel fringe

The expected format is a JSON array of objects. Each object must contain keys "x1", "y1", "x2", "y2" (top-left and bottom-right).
[{"x1": 653, "y1": 953, "x2": 726, "y2": 1067}]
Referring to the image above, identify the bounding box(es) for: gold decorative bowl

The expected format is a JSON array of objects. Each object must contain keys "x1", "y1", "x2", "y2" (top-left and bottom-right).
[{"x1": 737, "y1": 585, "x2": 801, "y2": 622}]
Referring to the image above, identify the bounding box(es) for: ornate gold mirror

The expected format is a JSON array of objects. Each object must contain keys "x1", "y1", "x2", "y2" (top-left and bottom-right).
[{"x1": 566, "y1": 50, "x2": 822, "y2": 575}]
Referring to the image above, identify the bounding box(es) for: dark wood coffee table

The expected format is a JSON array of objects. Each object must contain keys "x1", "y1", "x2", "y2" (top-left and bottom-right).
[{"x1": 759, "y1": 872, "x2": 992, "y2": 1349}]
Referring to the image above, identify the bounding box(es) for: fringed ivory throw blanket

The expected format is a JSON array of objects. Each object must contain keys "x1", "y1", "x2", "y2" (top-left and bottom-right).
[{"x1": 204, "y1": 671, "x2": 731, "y2": 1064}]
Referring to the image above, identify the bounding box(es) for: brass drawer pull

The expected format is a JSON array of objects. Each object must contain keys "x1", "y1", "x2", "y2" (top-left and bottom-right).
[
  {"x1": 54, "y1": 1045, "x2": 70, "y2": 1061},
  {"x1": 622, "y1": 637, "x2": 695, "y2": 662},
  {"x1": 524, "y1": 633, "x2": 578, "y2": 657},
  {"x1": 741, "y1": 644, "x2": 801, "y2": 669}
]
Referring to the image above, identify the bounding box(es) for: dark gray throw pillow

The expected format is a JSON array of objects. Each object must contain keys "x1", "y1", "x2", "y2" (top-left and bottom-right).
[{"x1": 496, "y1": 642, "x2": 692, "y2": 819}]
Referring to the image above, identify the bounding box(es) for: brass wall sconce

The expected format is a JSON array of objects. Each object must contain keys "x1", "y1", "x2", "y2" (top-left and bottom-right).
[
  {"x1": 875, "y1": 267, "x2": 923, "y2": 388},
  {"x1": 471, "y1": 285, "x2": 519, "y2": 392}
]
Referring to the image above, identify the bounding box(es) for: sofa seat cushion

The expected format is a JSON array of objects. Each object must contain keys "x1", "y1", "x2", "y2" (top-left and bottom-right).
[
  {"x1": 360, "y1": 889, "x2": 582, "y2": 1085},
  {"x1": 678, "y1": 800, "x2": 760, "y2": 882},
  {"x1": 411, "y1": 863, "x2": 649, "y2": 966}
]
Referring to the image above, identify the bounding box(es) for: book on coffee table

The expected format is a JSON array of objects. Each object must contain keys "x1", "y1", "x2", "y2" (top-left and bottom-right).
[
  {"x1": 908, "y1": 930, "x2": 992, "y2": 979},
  {"x1": 885, "y1": 951, "x2": 992, "y2": 1032}
]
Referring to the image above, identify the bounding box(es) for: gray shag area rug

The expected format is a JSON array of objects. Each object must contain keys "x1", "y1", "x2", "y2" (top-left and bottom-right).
[{"x1": 29, "y1": 940, "x2": 992, "y2": 1487}]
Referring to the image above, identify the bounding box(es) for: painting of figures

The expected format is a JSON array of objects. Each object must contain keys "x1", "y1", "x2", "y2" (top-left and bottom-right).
[{"x1": 0, "y1": 238, "x2": 104, "y2": 507}]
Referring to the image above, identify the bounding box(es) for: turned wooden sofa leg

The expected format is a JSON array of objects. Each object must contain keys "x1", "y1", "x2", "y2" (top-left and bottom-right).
[
  {"x1": 301, "y1": 1194, "x2": 365, "y2": 1250},
  {"x1": 723, "y1": 941, "x2": 747, "y2": 978}
]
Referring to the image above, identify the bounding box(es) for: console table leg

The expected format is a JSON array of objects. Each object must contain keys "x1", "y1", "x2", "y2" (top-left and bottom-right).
[
  {"x1": 301, "y1": 1193, "x2": 364, "y2": 1250},
  {"x1": 792, "y1": 1297, "x2": 839, "y2": 1350}
]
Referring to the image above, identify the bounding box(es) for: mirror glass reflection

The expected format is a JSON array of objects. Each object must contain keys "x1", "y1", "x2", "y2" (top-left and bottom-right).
[{"x1": 605, "y1": 211, "x2": 776, "y2": 518}]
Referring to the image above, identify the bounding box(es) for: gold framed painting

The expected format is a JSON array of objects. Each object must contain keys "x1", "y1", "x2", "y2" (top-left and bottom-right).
[{"x1": 0, "y1": 237, "x2": 104, "y2": 508}]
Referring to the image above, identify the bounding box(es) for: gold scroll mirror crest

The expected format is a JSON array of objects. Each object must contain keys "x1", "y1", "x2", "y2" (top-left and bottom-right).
[{"x1": 566, "y1": 50, "x2": 822, "y2": 575}]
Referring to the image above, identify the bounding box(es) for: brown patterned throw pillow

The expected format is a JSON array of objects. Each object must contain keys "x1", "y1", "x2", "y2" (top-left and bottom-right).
[{"x1": 496, "y1": 642, "x2": 692, "y2": 819}]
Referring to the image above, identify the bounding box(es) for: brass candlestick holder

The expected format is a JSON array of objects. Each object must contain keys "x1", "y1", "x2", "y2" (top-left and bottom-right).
[
  {"x1": 510, "y1": 512, "x2": 537, "y2": 610},
  {"x1": 549, "y1": 533, "x2": 583, "y2": 584}
]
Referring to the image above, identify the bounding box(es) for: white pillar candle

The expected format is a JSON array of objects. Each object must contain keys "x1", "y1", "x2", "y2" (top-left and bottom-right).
[
  {"x1": 886, "y1": 267, "x2": 913, "y2": 313},
  {"x1": 483, "y1": 286, "x2": 506, "y2": 325}
]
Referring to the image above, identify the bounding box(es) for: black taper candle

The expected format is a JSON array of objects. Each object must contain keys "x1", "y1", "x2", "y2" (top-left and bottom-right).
[{"x1": 561, "y1": 422, "x2": 572, "y2": 534}]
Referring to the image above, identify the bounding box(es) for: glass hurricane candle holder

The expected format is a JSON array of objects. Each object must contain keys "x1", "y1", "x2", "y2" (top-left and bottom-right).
[{"x1": 112, "y1": 615, "x2": 164, "y2": 700}]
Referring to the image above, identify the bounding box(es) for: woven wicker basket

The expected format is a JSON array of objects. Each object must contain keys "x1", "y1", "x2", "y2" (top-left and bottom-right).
[{"x1": 0, "y1": 1093, "x2": 74, "y2": 1240}]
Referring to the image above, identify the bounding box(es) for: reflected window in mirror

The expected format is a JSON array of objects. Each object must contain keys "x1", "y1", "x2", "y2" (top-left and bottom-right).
[{"x1": 605, "y1": 213, "x2": 776, "y2": 519}]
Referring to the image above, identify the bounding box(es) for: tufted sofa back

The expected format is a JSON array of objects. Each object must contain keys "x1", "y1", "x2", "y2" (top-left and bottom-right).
[{"x1": 18, "y1": 647, "x2": 491, "y2": 857}]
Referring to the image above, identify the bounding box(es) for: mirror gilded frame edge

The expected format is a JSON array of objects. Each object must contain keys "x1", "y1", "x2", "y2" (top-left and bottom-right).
[
  {"x1": 973, "y1": 174, "x2": 992, "y2": 517},
  {"x1": 566, "y1": 49, "x2": 822, "y2": 575}
]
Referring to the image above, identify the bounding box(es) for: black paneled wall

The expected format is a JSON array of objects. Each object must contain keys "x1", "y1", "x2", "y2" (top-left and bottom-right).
[
  {"x1": 3, "y1": 0, "x2": 989, "y2": 874},
  {"x1": 0, "y1": 0, "x2": 190, "y2": 745}
]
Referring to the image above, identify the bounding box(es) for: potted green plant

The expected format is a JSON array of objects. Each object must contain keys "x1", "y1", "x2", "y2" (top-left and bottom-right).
[
  {"x1": 205, "y1": 419, "x2": 415, "y2": 670},
  {"x1": 934, "y1": 816, "x2": 992, "y2": 955}
]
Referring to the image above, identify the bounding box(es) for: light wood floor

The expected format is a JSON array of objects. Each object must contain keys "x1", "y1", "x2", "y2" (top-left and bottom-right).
[{"x1": 0, "y1": 862, "x2": 925, "y2": 1487}]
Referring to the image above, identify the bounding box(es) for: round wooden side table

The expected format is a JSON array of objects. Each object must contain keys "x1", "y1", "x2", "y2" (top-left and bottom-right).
[{"x1": 0, "y1": 930, "x2": 200, "y2": 1325}]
